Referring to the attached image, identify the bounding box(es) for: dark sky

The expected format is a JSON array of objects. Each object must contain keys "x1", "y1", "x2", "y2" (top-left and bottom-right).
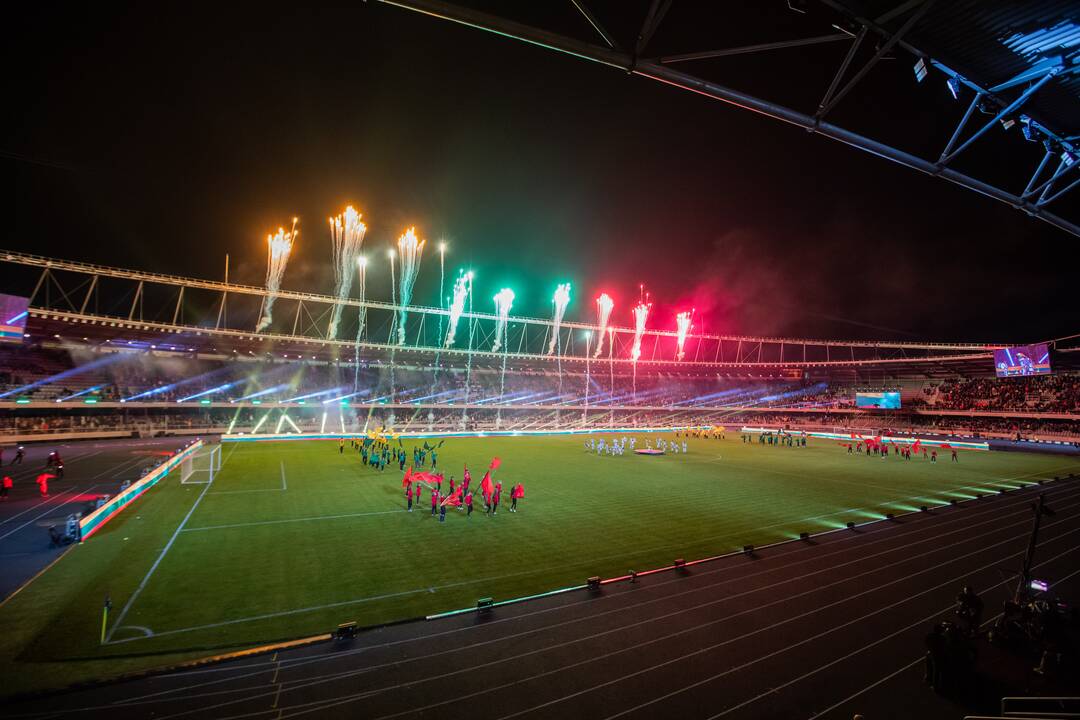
[{"x1": 3, "y1": 1, "x2": 1075, "y2": 344}]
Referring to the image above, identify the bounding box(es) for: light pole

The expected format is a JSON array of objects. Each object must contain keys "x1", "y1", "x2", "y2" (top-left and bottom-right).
[
  {"x1": 608, "y1": 326, "x2": 615, "y2": 428},
  {"x1": 584, "y1": 331, "x2": 592, "y2": 426}
]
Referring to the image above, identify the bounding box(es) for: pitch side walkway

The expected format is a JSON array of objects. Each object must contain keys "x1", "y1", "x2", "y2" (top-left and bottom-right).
[
  {"x1": 0, "y1": 437, "x2": 195, "y2": 601},
  {"x1": 5, "y1": 474, "x2": 1080, "y2": 719}
]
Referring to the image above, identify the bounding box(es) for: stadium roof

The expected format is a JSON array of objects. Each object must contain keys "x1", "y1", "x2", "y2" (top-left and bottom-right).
[{"x1": 378, "y1": 0, "x2": 1080, "y2": 237}]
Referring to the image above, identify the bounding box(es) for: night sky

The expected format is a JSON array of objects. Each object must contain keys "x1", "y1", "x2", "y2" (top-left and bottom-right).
[{"x1": 3, "y1": 2, "x2": 1075, "y2": 344}]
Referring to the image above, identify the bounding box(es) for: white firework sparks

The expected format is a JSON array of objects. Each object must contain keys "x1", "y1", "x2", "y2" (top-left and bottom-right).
[
  {"x1": 593, "y1": 293, "x2": 614, "y2": 357},
  {"x1": 444, "y1": 271, "x2": 472, "y2": 348},
  {"x1": 491, "y1": 288, "x2": 515, "y2": 352},
  {"x1": 395, "y1": 227, "x2": 426, "y2": 345},
  {"x1": 676, "y1": 310, "x2": 693, "y2": 360},
  {"x1": 257, "y1": 218, "x2": 297, "y2": 331},
  {"x1": 631, "y1": 301, "x2": 650, "y2": 361},
  {"x1": 547, "y1": 283, "x2": 571, "y2": 355},
  {"x1": 328, "y1": 206, "x2": 367, "y2": 339}
]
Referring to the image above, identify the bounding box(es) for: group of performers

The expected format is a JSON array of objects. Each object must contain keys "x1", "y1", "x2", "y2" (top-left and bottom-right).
[
  {"x1": 339, "y1": 434, "x2": 440, "y2": 473},
  {"x1": 743, "y1": 430, "x2": 808, "y2": 447},
  {"x1": 584, "y1": 435, "x2": 693, "y2": 456},
  {"x1": 585, "y1": 437, "x2": 636, "y2": 455},
  {"x1": 402, "y1": 460, "x2": 525, "y2": 522},
  {"x1": 845, "y1": 437, "x2": 958, "y2": 463},
  {"x1": 676, "y1": 427, "x2": 725, "y2": 440}
]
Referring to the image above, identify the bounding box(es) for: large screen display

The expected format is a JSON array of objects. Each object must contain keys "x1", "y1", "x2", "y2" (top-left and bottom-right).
[
  {"x1": 993, "y1": 343, "x2": 1051, "y2": 377},
  {"x1": 856, "y1": 391, "x2": 901, "y2": 409},
  {"x1": 0, "y1": 294, "x2": 29, "y2": 343}
]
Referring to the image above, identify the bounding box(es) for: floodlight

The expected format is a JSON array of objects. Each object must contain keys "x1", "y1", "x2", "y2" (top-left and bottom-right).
[{"x1": 913, "y1": 58, "x2": 928, "y2": 83}]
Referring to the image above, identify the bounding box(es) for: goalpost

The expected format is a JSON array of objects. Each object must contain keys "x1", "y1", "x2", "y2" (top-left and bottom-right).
[{"x1": 181, "y1": 444, "x2": 222, "y2": 484}]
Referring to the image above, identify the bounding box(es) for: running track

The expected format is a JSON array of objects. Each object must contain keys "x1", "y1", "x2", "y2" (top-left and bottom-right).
[
  {"x1": 0, "y1": 438, "x2": 188, "y2": 600},
  {"x1": 5, "y1": 474, "x2": 1079, "y2": 719}
]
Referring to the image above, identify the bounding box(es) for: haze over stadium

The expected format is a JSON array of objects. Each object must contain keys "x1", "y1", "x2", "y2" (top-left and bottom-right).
[{"x1": 1, "y1": 2, "x2": 1079, "y2": 719}]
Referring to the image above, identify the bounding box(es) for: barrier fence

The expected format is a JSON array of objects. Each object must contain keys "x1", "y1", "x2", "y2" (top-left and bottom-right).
[{"x1": 78, "y1": 440, "x2": 204, "y2": 540}]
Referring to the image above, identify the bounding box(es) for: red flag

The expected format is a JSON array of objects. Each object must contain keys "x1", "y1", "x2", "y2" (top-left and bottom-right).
[
  {"x1": 489, "y1": 457, "x2": 501, "y2": 471},
  {"x1": 480, "y1": 470, "x2": 493, "y2": 497},
  {"x1": 410, "y1": 471, "x2": 441, "y2": 486},
  {"x1": 441, "y1": 485, "x2": 463, "y2": 507},
  {"x1": 911, "y1": 439, "x2": 922, "y2": 453},
  {"x1": 941, "y1": 443, "x2": 952, "y2": 450},
  {"x1": 402, "y1": 467, "x2": 413, "y2": 487}
]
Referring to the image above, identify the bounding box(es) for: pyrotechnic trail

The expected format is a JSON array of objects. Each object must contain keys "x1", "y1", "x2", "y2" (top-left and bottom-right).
[
  {"x1": 631, "y1": 300, "x2": 651, "y2": 361},
  {"x1": 444, "y1": 271, "x2": 472, "y2": 348},
  {"x1": 462, "y1": 272, "x2": 476, "y2": 428},
  {"x1": 491, "y1": 288, "x2": 515, "y2": 352},
  {"x1": 353, "y1": 255, "x2": 368, "y2": 391},
  {"x1": 548, "y1": 283, "x2": 571, "y2": 427},
  {"x1": 593, "y1": 293, "x2": 614, "y2": 357},
  {"x1": 547, "y1": 283, "x2": 571, "y2": 355},
  {"x1": 395, "y1": 227, "x2": 426, "y2": 345},
  {"x1": 676, "y1": 309, "x2": 694, "y2": 360},
  {"x1": 492, "y1": 288, "x2": 515, "y2": 428},
  {"x1": 327, "y1": 207, "x2": 367, "y2": 339},
  {"x1": 631, "y1": 298, "x2": 651, "y2": 403},
  {"x1": 256, "y1": 219, "x2": 297, "y2": 332}
]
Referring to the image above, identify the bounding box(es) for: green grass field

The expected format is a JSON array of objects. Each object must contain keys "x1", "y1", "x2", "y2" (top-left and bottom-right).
[{"x1": 3, "y1": 434, "x2": 1080, "y2": 696}]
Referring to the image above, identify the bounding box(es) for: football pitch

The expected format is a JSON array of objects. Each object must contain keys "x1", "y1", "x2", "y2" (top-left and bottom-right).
[{"x1": 3, "y1": 433, "x2": 1080, "y2": 696}]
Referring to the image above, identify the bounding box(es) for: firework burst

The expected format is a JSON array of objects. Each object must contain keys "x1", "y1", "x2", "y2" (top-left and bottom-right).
[
  {"x1": 676, "y1": 310, "x2": 694, "y2": 360},
  {"x1": 327, "y1": 207, "x2": 367, "y2": 339},
  {"x1": 257, "y1": 218, "x2": 297, "y2": 331},
  {"x1": 593, "y1": 293, "x2": 614, "y2": 357},
  {"x1": 492, "y1": 288, "x2": 515, "y2": 352},
  {"x1": 444, "y1": 270, "x2": 472, "y2": 348},
  {"x1": 395, "y1": 227, "x2": 426, "y2": 345},
  {"x1": 631, "y1": 301, "x2": 651, "y2": 361},
  {"x1": 547, "y1": 283, "x2": 571, "y2": 355}
]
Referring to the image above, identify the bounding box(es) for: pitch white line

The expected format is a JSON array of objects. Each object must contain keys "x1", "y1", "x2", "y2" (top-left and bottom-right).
[
  {"x1": 103, "y1": 447, "x2": 235, "y2": 643},
  {"x1": 281, "y1": 460, "x2": 287, "y2": 491}
]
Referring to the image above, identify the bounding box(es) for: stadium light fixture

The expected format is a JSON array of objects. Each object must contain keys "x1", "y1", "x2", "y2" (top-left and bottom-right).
[{"x1": 913, "y1": 58, "x2": 927, "y2": 83}]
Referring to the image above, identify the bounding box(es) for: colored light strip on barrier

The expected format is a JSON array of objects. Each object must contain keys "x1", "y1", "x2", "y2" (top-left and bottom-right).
[{"x1": 79, "y1": 440, "x2": 204, "y2": 540}]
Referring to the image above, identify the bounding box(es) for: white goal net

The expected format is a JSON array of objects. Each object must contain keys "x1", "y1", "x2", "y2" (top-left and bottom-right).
[{"x1": 181, "y1": 444, "x2": 222, "y2": 484}]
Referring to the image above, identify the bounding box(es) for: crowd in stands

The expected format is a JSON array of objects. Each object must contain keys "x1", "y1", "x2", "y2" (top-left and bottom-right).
[
  {"x1": 4, "y1": 345, "x2": 1075, "y2": 427},
  {"x1": 922, "y1": 374, "x2": 1080, "y2": 413}
]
